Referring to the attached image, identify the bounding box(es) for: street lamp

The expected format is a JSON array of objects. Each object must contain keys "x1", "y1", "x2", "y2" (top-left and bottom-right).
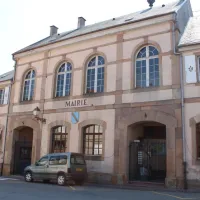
[{"x1": 33, "y1": 107, "x2": 46, "y2": 123}]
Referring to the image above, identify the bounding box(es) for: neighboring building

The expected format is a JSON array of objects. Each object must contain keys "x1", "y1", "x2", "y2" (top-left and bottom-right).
[
  {"x1": 0, "y1": 70, "x2": 14, "y2": 174},
  {"x1": 179, "y1": 16, "x2": 200, "y2": 188},
  {"x1": 1, "y1": 0, "x2": 193, "y2": 188}
]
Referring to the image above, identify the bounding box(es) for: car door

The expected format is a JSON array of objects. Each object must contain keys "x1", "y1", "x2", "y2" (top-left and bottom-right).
[
  {"x1": 70, "y1": 154, "x2": 87, "y2": 181},
  {"x1": 46, "y1": 155, "x2": 68, "y2": 180},
  {"x1": 46, "y1": 155, "x2": 60, "y2": 180},
  {"x1": 32, "y1": 156, "x2": 49, "y2": 180}
]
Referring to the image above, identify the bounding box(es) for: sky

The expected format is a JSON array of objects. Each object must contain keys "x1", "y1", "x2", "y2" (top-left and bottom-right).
[{"x1": 0, "y1": 0, "x2": 199, "y2": 75}]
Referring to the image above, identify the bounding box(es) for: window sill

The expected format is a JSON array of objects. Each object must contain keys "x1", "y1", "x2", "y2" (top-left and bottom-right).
[
  {"x1": 20, "y1": 100, "x2": 34, "y2": 104},
  {"x1": 132, "y1": 85, "x2": 170, "y2": 93},
  {"x1": 84, "y1": 155, "x2": 103, "y2": 161},
  {"x1": 53, "y1": 96, "x2": 71, "y2": 101},
  {"x1": 83, "y1": 92, "x2": 104, "y2": 98}
]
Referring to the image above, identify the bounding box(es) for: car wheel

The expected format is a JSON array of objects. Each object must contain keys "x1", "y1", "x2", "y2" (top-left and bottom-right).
[
  {"x1": 57, "y1": 174, "x2": 66, "y2": 186},
  {"x1": 25, "y1": 172, "x2": 33, "y2": 182}
]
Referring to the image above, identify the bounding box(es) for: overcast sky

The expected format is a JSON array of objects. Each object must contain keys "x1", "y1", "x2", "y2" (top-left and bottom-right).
[{"x1": 0, "y1": 0, "x2": 199, "y2": 75}]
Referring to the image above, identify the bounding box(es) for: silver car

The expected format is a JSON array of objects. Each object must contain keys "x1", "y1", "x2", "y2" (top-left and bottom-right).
[{"x1": 24, "y1": 152, "x2": 87, "y2": 186}]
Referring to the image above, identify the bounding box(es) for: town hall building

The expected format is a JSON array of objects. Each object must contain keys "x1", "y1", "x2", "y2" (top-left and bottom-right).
[{"x1": 1, "y1": 0, "x2": 198, "y2": 189}]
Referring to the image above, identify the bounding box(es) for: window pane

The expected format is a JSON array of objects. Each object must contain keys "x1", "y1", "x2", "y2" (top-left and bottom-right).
[
  {"x1": 137, "y1": 47, "x2": 146, "y2": 58},
  {"x1": 59, "y1": 156, "x2": 67, "y2": 164},
  {"x1": 25, "y1": 71, "x2": 31, "y2": 79},
  {"x1": 38, "y1": 156, "x2": 48, "y2": 166},
  {"x1": 0, "y1": 89, "x2": 4, "y2": 104},
  {"x1": 98, "y1": 56, "x2": 105, "y2": 65},
  {"x1": 65, "y1": 72, "x2": 71, "y2": 96},
  {"x1": 30, "y1": 79, "x2": 35, "y2": 100},
  {"x1": 66, "y1": 63, "x2": 72, "y2": 71},
  {"x1": 89, "y1": 126, "x2": 94, "y2": 133},
  {"x1": 97, "y1": 67, "x2": 104, "y2": 93},
  {"x1": 23, "y1": 80, "x2": 30, "y2": 101},
  {"x1": 59, "y1": 64, "x2": 65, "y2": 72},
  {"x1": 56, "y1": 74, "x2": 64, "y2": 97},
  {"x1": 75, "y1": 155, "x2": 85, "y2": 165},
  {"x1": 86, "y1": 69, "x2": 95, "y2": 93},
  {"x1": 149, "y1": 46, "x2": 159, "y2": 56},
  {"x1": 149, "y1": 58, "x2": 159, "y2": 87},
  {"x1": 95, "y1": 125, "x2": 99, "y2": 133},
  {"x1": 52, "y1": 126, "x2": 68, "y2": 153},
  {"x1": 88, "y1": 57, "x2": 96, "y2": 67}
]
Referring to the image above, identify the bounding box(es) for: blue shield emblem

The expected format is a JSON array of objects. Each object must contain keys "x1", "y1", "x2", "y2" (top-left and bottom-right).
[{"x1": 71, "y1": 112, "x2": 79, "y2": 124}]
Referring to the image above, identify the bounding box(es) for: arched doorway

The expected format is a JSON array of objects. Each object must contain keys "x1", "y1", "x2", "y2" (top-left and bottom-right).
[
  {"x1": 13, "y1": 126, "x2": 33, "y2": 175},
  {"x1": 128, "y1": 121, "x2": 166, "y2": 183}
]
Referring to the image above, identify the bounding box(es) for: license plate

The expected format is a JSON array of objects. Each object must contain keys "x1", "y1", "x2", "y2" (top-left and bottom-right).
[{"x1": 76, "y1": 168, "x2": 83, "y2": 172}]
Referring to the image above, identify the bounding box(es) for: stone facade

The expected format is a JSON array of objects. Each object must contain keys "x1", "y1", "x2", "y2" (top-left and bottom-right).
[{"x1": 0, "y1": 0, "x2": 195, "y2": 189}]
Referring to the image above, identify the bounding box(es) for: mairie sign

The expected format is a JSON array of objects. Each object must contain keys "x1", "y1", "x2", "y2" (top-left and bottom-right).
[
  {"x1": 71, "y1": 112, "x2": 80, "y2": 124},
  {"x1": 65, "y1": 99, "x2": 88, "y2": 108}
]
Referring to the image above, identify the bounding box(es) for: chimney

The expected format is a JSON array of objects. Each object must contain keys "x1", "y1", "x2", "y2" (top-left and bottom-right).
[
  {"x1": 147, "y1": 0, "x2": 155, "y2": 7},
  {"x1": 78, "y1": 17, "x2": 86, "y2": 29},
  {"x1": 50, "y1": 25, "x2": 58, "y2": 36}
]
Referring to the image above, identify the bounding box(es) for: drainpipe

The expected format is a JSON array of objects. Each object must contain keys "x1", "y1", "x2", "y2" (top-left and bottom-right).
[
  {"x1": 172, "y1": 15, "x2": 187, "y2": 190},
  {"x1": 0, "y1": 61, "x2": 16, "y2": 176}
]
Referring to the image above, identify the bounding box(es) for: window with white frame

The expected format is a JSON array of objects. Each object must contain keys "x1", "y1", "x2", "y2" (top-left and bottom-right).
[
  {"x1": 22, "y1": 70, "x2": 35, "y2": 101},
  {"x1": 0, "y1": 89, "x2": 4, "y2": 104},
  {"x1": 86, "y1": 55, "x2": 105, "y2": 94},
  {"x1": 135, "y1": 46, "x2": 159, "y2": 88},
  {"x1": 56, "y1": 62, "x2": 72, "y2": 97}
]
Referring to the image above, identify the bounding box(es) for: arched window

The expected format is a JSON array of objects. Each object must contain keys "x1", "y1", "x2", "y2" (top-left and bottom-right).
[
  {"x1": 135, "y1": 46, "x2": 159, "y2": 88},
  {"x1": 83, "y1": 125, "x2": 103, "y2": 155},
  {"x1": 86, "y1": 55, "x2": 105, "y2": 94},
  {"x1": 51, "y1": 126, "x2": 68, "y2": 153},
  {"x1": 22, "y1": 70, "x2": 35, "y2": 101},
  {"x1": 56, "y1": 62, "x2": 72, "y2": 97}
]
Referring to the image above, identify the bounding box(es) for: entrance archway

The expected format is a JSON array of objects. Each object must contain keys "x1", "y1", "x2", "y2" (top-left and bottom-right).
[
  {"x1": 13, "y1": 126, "x2": 33, "y2": 175},
  {"x1": 114, "y1": 109, "x2": 179, "y2": 187},
  {"x1": 128, "y1": 121, "x2": 166, "y2": 183}
]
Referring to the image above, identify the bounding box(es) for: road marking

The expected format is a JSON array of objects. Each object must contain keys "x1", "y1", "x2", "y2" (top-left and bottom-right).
[
  {"x1": 0, "y1": 178, "x2": 18, "y2": 181},
  {"x1": 152, "y1": 191, "x2": 199, "y2": 200},
  {"x1": 69, "y1": 186, "x2": 76, "y2": 190}
]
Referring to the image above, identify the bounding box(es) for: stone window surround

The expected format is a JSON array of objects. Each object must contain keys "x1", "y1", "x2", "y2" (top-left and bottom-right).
[
  {"x1": 78, "y1": 119, "x2": 107, "y2": 161},
  {"x1": 52, "y1": 58, "x2": 74, "y2": 99},
  {"x1": 190, "y1": 115, "x2": 200, "y2": 165},
  {"x1": 19, "y1": 66, "x2": 38, "y2": 104},
  {"x1": 131, "y1": 40, "x2": 163, "y2": 90}
]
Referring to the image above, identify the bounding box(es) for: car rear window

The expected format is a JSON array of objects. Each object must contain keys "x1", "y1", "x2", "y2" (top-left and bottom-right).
[{"x1": 71, "y1": 155, "x2": 85, "y2": 165}]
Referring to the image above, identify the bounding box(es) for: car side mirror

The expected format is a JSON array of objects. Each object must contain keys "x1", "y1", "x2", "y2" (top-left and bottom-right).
[{"x1": 35, "y1": 161, "x2": 39, "y2": 166}]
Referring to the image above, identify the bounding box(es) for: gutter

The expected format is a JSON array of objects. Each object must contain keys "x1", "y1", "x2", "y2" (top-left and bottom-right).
[
  {"x1": 0, "y1": 60, "x2": 16, "y2": 176},
  {"x1": 172, "y1": 11, "x2": 187, "y2": 190}
]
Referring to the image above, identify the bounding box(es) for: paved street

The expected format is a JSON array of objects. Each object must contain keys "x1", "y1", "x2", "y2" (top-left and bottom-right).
[{"x1": 1, "y1": 179, "x2": 200, "y2": 200}]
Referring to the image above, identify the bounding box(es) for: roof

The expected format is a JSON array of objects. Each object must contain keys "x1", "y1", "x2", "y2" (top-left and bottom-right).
[
  {"x1": 0, "y1": 70, "x2": 14, "y2": 83},
  {"x1": 13, "y1": 0, "x2": 185, "y2": 55},
  {"x1": 179, "y1": 16, "x2": 200, "y2": 47}
]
